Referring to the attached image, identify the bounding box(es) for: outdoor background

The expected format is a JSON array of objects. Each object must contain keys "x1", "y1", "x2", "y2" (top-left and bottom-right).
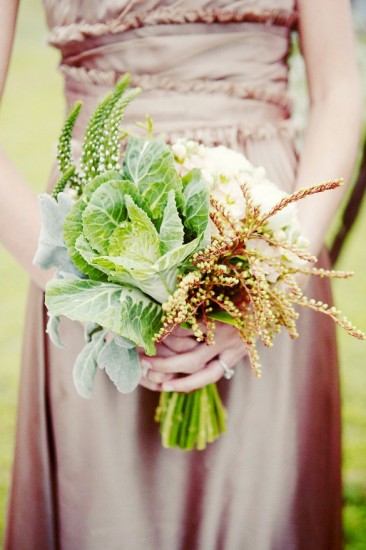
[{"x1": 0, "y1": 1, "x2": 365, "y2": 547}]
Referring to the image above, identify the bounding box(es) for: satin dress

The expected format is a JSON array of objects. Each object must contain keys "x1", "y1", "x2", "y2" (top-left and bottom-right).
[{"x1": 4, "y1": 1, "x2": 342, "y2": 549}]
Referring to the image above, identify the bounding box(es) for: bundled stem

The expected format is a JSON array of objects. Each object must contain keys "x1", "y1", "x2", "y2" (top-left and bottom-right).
[{"x1": 155, "y1": 385, "x2": 227, "y2": 450}]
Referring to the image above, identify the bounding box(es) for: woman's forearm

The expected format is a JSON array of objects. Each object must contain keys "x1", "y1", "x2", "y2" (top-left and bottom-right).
[
  {"x1": 1, "y1": 1, "x2": 53, "y2": 290},
  {"x1": 295, "y1": 0, "x2": 363, "y2": 258},
  {"x1": 0, "y1": 146, "x2": 54, "y2": 290},
  {"x1": 295, "y1": 84, "x2": 362, "y2": 257}
]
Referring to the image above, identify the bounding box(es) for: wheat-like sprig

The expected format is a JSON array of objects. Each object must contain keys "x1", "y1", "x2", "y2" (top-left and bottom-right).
[{"x1": 254, "y1": 179, "x2": 344, "y2": 230}]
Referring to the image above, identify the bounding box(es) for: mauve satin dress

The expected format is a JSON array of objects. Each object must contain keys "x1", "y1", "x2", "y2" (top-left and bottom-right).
[{"x1": 4, "y1": 1, "x2": 343, "y2": 549}]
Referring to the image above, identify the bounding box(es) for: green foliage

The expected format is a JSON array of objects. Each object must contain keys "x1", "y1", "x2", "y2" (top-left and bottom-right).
[
  {"x1": 82, "y1": 180, "x2": 130, "y2": 254},
  {"x1": 56, "y1": 127, "x2": 209, "y2": 307},
  {"x1": 83, "y1": 170, "x2": 122, "y2": 201},
  {"x1": 51, "y1": 165, "x2": 76, "y2": 199},
  {"x1": 57, "y1": 101, "x2": 82, "y2": 173},
  {"x1": 108, "y1": 196, "x2": 161, "y2": 266},
  {"x1": 182, "y1": 169, "x2": 210, "y2": 239},
  {"x1": 123, "y1": 137, "x2": 182, "y2": 222},
  {"x1": 79, "y1": 74, "x2": 139, "y2": 185},
  {"x1": 159, "y1": 190, "x2": 185, "y2": 254},
  {"x1": 53, "y1": 74, "x2": 142, "y2": 199},
  {"x1": 97, "y1": 340, "x2": 141, "y2": 394},
  {"x1": 33, "y1": 192, "x2": 80, "y2": 275},
  {"x1": 63, "y1": 199, "x2": 106, "y2": 280},
  {"x1": 99, "y1": 88, "x2": 140, "y2": 172},
  {"x1": 73, "y1": 328, "x2": 107, "y2": 398},
  {"x1": 45, "y1": 279, "x2": 162, "y2": 355}
]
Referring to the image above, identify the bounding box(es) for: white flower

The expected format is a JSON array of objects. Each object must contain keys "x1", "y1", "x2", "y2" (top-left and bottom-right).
[
  {"x1": 201, "y1": 169, "x2": 214, "y2": 189},
  {"x1": 172, "y1": 141, "x2": 187, "y2": 162},
  {"x1": 172, "y1": 139, "x2": 308, "y2": 249},
  {"x1": 201, "y1": 145, "x2": 253, "y2": 179},
  {"x1": 249, "y1": 182, "x2": 298, "y2": 232},
  {"x1": 211, "y1": 180, "x2": 246, "y2": 219}
]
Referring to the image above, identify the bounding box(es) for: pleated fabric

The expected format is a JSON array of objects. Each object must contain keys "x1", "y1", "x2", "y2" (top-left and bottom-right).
[{"x1": 4, "y1": 1, "x2": 342, "y2": 549}]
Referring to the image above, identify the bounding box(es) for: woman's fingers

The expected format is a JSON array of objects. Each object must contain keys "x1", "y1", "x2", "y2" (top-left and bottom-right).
[
  {"x1": 169, "y1": 326, "x2": 197, "y2": 338},
  {"x1": 140, "y1": 357, "x2": 176, "y2": 389},
  {"x1": 138, "y1": 327, "x2": 249, "y2": 392},
  {"x1": 140, "y1": 345, "x2": 177, "y2": 385},
  {"x1": 143, "y1": 324, "x2": 245, "y2": 375},
  {"x1": 158, "y1": 338, "x2": 248, "y2": 393},
  {"x1": 161, "y1": 360, "x2": 225, "y2": 393},
  {"x1": 141, "y1": 342, "x2": 218, "y2": 374},
  {"x1": 139, "y1": 377, "x2": 161, "y2": 392},
  {"x1": 160, "y1": 333, "x2": 200, "y2": 353},
  {"x1": 138, "y1": 344, "x2": 176, "y2": 390},
  {"x1": 152, "y1": 343, "x2": 177, "y2": 358}
]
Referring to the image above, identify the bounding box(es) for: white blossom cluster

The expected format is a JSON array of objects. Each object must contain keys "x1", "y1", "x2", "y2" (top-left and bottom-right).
[{"x1": 172, "y1": 139, "x2": 309, "y2": 283}]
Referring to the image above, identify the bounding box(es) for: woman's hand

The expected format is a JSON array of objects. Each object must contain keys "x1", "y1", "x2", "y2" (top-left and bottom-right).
[{"x1": 140, "y1": 323, "x2": 248, "y2": 393}]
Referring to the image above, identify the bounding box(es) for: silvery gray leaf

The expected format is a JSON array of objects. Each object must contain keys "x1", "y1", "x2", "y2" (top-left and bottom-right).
[
  {"x1": 46, "y1": 314, "x2": 64, "y2": 348},
  {"x1": 56, "y1": 269, "x2": 84, "y2": 280},
  {"x1": 33, "y1": 192, "x2": 80, "y2": 275},
  {"x1": 97, "y1": 339, "x2": 141, "y2": 393},
  {"x1": 113, "y1": 334, "x2": 136, "y2": 349},
  {"x1": 84, "y1": 322, "x2": 103, "y2": 343},
  {"x1": 73, "y1": 330, "x2": 106, "y2": 399}
]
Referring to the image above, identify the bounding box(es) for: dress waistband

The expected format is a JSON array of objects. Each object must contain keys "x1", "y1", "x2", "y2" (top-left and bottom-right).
[
  {"x1": 60, "y1": 65, "x2": 292, "y2": 116},
  {"x1": 64, "y1": 71, "x2": 295, "y2": 147}
]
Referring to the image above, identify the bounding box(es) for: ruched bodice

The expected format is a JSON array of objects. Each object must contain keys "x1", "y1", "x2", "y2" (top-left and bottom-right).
[{"x1": 43, "y1": 0, "x2": 298, "y2": 191}]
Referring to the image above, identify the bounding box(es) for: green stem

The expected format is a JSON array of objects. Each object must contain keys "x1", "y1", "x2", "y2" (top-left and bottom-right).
[
  {"x1": 211, "y1": 383, "x2": 227, "y2": 433},
  {"x1": 155, "y1": 384, "x2": 227, "y2": 451},
  {"x1": 161, "y1": 392, "x2": 178, "y2": 448},
  {"x1": 178, "y1": 392, "x2": 195, "y2": 449},
  {"x1": 168, "y1": 392, "x2": 185, "y2": 447},
  {"x1": 155, "y1": 390, "x2": 168, "y2": 423},
  {"x1": 206, "y1": 384, "x2": 218, "y2": 443},
  {"x1": 197, "y1": 387, "x2": 208, "y2": 450},
  {"x1": 186, "y1": 390, "x2": 201, "y2": 450}
]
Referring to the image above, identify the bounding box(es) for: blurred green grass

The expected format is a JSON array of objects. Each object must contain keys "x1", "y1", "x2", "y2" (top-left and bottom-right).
[{"x1": 0, "y1": 1, "x2": 365, "y2": 547}]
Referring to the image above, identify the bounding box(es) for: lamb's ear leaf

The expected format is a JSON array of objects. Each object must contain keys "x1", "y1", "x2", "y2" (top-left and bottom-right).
[
  {"x1": 72, "y1": 330, "x2": 107, "y2": 399},
  {"x1": 34, "y1": 192, "x2": 80, "y2": 276},
  {"x1": 97, "y1": 339, "x2": 141, "y2": 393},
  {"x1": 46, "y1": 314, "x2": 64, "y2": 348}
]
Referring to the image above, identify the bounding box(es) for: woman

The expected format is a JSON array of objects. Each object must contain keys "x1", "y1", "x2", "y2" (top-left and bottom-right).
[{"x1": 1, "y1": 1, "x2": 362, "y2": 548}]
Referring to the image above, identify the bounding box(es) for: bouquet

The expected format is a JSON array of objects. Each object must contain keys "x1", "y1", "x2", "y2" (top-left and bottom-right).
[{"x1": 34, "y1": 75, "x2": 364, "y2": 450}]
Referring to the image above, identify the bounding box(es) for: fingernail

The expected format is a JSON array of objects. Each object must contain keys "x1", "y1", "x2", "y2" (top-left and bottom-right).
[
  {"x1": 141, "y1": 359, "x2": 152, "y2": 377},
  {"x1": 162, "y1": 384, "x2": 174, "y2": 392}
]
